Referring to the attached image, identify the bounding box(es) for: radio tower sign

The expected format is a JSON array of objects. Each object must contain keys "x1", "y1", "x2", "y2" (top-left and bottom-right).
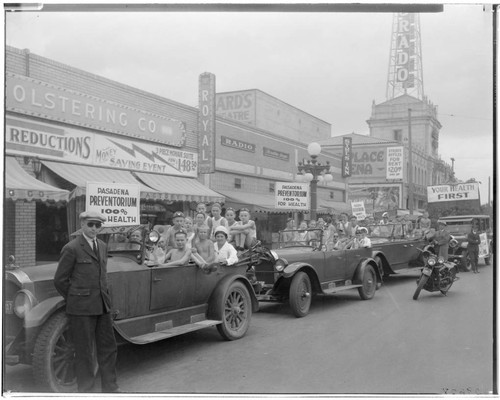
[{"x1": 386, "y1": 13, "x2": 424, "y2": 100}]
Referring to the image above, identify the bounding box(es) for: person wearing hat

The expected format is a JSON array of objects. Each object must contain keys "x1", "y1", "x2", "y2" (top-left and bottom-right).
[
  {"x1": 165, "y1": 211, "x2": 186, "y2": 251},
  {"x1": 380, "y1": 212, "x2": 390, "y2": 225},
  {"x1": 433, "y1": 220, "x2": 452, "y2": 260},
  {"x1": 467, "y1": 221, "x2": 481, "y2": 273},
  {"x1": 54, "y1": 211, "x2": 119, "y2": 393},
  {"x1": 213, "y1": 226, "x2": 239, "y2": 266},
  {"x1": 354, "y1": 227, "x2": 371, "y2": 248}
]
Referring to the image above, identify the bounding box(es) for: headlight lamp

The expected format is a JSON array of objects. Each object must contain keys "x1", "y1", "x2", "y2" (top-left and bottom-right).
[
  {"x1": 437, "y1": 256, "x2": 445, "y2": 264},
  {"x1": 270, "y1": 250, "x2": 279, "y2": 261},
  {"x1": 148, "y1": 230, "x2": 160, "y2": 243},
  {"x1": 13, "y1": 290, "x2": 36, "y2": 318},
  {"x1": 274, "y1": 259, "x2": 287, "y2": 272},
  {"x1": 427, "y1": 257, "x2": 437, "y2": 267}
]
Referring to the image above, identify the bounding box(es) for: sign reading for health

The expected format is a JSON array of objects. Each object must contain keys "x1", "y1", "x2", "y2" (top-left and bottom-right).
[
  {"x1": 86, "y1": 182, "x2": 140, "y2": 226},
  {"x1": 275, "y1": 182, "x2": 309, "y2": 210}
]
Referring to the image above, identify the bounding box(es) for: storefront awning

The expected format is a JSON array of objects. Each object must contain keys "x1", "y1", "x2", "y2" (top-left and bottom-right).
[
  {"x1": 41, "y1": 161, "x2": 159, "y2": 199},
  {"x1": 218, "y1": 190, "x2": 290, "y2": 214},
  {"x1": 318, "y1": 199, "x2": 351, "y2": 214},
  {"x1": 134, "y1": 172, "x2": 225, "y2": 203},
  {"x1": 5, "y1": 157, "x2": 69, "y2": 202}
]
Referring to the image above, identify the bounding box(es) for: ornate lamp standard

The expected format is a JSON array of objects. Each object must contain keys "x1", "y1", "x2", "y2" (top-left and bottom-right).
[{"x1": 297, "y1": 142, "x2": 333, "y2": 221}]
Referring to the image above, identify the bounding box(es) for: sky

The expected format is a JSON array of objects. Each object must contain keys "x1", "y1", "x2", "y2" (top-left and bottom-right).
[{"x1": 3, "y1": 3, "x2": 495, "y2": 204}]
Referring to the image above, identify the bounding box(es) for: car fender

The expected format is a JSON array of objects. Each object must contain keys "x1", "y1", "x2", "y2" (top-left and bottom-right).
[
  {"x1": 207, "y1": 274, "x2": 259, "y2": 318},
  {"x1": 24, "y1": 296, "x2": 66, "y2": 329},
  {"x1": 282, "y1": 262, "x2": 313, "y2": 279},
  {"x1": 353, "y1": 258, "x2": 379, "y2": 285},
  {"x1": 370, "y1": 251, "x2": 388, "y2": 276}
]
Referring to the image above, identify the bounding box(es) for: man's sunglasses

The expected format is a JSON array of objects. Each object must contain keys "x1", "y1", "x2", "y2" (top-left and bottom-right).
[{"x1": 87, "y1": 222, "x2": 102, "y2": 228}]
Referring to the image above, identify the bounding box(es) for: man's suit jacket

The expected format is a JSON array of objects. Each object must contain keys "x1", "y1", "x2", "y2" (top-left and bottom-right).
[{"x1": 54, "y1": 234, "x2": 112, "y2": 315}]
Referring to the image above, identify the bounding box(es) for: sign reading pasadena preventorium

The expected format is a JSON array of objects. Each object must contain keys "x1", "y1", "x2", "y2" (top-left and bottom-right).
[
  {"x1": 427, "y1": 183, "x2": 479, "y2": 203},
  {"x1": 275, "y1": 182, "x2": 309, "y2": 210},
  {"x1": 86, "y1": 182, "x2": 140, "y2": 226}
]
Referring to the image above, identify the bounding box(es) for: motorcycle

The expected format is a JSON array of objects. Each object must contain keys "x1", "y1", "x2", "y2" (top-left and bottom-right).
[{"x1": 413, "y1": 241, "x2": 460, "y2": 300}]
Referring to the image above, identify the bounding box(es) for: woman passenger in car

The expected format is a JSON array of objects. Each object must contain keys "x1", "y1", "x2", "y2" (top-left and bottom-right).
[{"x1": 213, "y1": 226, "x2": 238, "y2": 266}]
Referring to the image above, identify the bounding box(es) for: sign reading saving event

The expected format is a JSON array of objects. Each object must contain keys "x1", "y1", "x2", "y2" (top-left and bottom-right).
[
  {"x1": 342, "y1": 137, "x2": 352, "y2": 177},
  {"x1": 198, "y1": 73, "x2": 216, "y2": 173},
  {"x1": 386, "y1": 146, "x2": 404, "y2": 180},
  {"x1": 86, "y1": 182, "x2": 140, "y2": 227},
  {"x1": 275, "y1": 182, "x2": 309, "y2": 210}
]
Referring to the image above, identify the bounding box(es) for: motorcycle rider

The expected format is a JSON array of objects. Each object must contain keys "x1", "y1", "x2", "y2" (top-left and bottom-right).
[{"x1": 432, "y1": 220, "x2": 452, "y2": 260}]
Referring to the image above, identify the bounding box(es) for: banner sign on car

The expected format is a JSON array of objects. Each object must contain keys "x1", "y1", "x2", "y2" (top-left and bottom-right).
[
  {"x1": 386, "y1": 146, "x2": 404, "y2": 180},
  {"x1": 351, "y1": 200, "x2": 367, "y2": 220},
  {"x1": 275, "y1": 182, "x2": 309, "y2": 210},
  {"x1": 427, "y1": 183, "x2": 479, "y2": 203},
  {"x1": 86, "y1": 182, "x2": 140, "y2": 226},
  {"x1": 479, "y1": 233, "x2": 489, "y2": 257}
]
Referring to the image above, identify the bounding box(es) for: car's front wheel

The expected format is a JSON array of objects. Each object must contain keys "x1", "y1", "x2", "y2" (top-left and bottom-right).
[
  {"x1": 215, "y1": 281, "x2": 252, "y2": 341},
  {"x1": 32, "y1": 311, "x2": 77, "y2": 392},
  {"x1": 289, "y1": 271, "x2": 312, "y2": 318},
  {"x1": 358, "y1": 265, "x2": 377, "y2": 300}
]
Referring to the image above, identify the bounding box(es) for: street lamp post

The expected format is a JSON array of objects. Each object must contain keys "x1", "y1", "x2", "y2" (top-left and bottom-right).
[{"x1": 297, "y1": 142, "x2": 333, "y2": 221}]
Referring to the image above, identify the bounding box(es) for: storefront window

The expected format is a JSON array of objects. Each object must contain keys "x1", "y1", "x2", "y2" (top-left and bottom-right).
[{"x1": 36, "y1": 203, "x2": 68, "y2": 262}]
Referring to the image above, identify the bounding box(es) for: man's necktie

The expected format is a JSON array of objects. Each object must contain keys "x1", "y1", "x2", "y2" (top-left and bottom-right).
[{"x1": 93, "y1": 240, "x2": 100, "y2": 261}]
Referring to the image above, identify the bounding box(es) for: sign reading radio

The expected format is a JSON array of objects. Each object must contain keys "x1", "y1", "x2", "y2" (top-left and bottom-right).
[
  {"x1": 221, "y1": 136, "x2": 255, "y2": 152},
  {"x1": 198, "y1": 73, "x2": 216, "y2": 174},
  {"x1": 6, "y1": 73, "x2": 186, "y2": 147},
  {"x1": 396, "y1": 13, "x2": 416, "y2": 87}
]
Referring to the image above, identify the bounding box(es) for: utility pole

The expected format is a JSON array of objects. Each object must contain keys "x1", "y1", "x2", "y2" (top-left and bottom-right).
[{"x1": 408, "y1": 108, "x2": 414, "y2": 215}]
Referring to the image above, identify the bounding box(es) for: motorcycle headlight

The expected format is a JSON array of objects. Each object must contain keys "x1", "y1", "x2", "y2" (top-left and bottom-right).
[
  {"x1": 13, "y1": 290, "x2": 36, "y2": 318},
  {"x1": 427, "y1": 257, "x2": 437, "y2": 267},
  {"x1": 437, "y1": 256, "x2": 445, "y2": 264},
  {"x1": 274, "y1": 258, "x2": 287, "y2": 272}
]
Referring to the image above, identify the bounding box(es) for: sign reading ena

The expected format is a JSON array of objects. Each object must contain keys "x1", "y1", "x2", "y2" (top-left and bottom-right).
[
  {"x1": 427, "y1": 183, "x2": 479, "y2": 203},
  {"x1": 86, "y1": 182, "x2": 140, "y2": 226},
  {"x1": 275, "y1": 182, "x2": 309, "y2": 210}
]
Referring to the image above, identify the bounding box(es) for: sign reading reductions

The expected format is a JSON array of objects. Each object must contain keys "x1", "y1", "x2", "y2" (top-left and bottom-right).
[
  {"x1": 6, "y1": 73, "x2": 186, "y2": 147},
  {"x1": 427, "y1": 183, "x2": 479, "y2": 203},
  {"x1": 386, "y1": 146, "x2": 404, "y2": 180},
  {"x1": 275, "y1": 182, "x2": 309, "y2": 210},
  {"x1": 86, "y1": 182, "x2": 140, "y2": 226},
  {"x1": 198, "y1": 72, "x2": 216, "y2": 174},
  {"x1": 6, "y1": 117, "x2": 198, "y2": 177}
]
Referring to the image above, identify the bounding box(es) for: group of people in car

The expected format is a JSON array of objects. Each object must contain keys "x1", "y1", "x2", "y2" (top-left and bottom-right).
[{"x1": 147, "y1": 203, "x2": 257, "y2": 271}]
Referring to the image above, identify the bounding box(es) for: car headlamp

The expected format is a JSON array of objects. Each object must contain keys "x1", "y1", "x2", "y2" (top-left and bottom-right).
[
  {"x1": 427, "y1": 257, "x2": 437, "y2": 267},
  {"x1": 460, "y1": 242, "x2": 468, "y2": 249},
  {"x1": 437, "y1": 256, "x2": 445, "y2": 264},
  {"x1": 13, "y1": 290, "x2": 36, "y2": 318},
  {"x1": 148, "y1": 230, "x2": 160, "y2": 244},
  {"x1": 270, "y1": 250, "x2": 279, "y2": 261},
  {"x1": 274, "y1": 259, "x2": 287, "y2": 272}
]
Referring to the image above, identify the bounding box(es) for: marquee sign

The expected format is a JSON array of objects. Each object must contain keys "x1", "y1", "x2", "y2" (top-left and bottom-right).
[
  {"x1": 342, "y1": 137, "x2": 352, "y2": 177},
  {"x1": 198, "y1": 72, "x2": 216, "y2": 173}
]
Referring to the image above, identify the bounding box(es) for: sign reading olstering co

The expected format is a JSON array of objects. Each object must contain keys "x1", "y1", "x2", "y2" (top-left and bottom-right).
[
  {"x1": 86, "y1": 182, "x2": 141, "y2": 226},
  {"x1": 275, "y1": 182, "x2": 309, "y2": 211}
]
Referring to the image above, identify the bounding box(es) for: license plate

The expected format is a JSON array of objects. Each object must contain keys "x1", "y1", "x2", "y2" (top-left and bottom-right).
[
  {"x1": 5, "y1": 301, "x2": 13, "y2": 314},
  {"x1": 422, "y1": 268, "x2": 432, "y2": 276}
]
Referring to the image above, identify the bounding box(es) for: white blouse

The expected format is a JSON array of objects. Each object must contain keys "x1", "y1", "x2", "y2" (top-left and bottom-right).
[{"x1": 214, "y1": 241, "x2": 239, "y2": 265}]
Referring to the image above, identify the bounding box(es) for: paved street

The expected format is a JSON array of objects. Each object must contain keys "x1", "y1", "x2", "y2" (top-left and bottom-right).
[{"x1": 4, "y1": 259, "x2": 494, "y2": 395}]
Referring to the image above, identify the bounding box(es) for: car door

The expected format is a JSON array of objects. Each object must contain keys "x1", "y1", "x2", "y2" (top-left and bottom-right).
[
  {"x1": 150, "y1": 264, "x2": 197, "y2": 311},
  {"x1": 345, "y1": 247, "x2": 371, "y2": 278},
  {"x1": 324, "y1": 249, "x2": 348, "y2": 281}
]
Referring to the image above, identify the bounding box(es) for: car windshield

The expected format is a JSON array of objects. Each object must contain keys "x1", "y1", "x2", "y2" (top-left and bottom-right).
[
  {"x1": 101, "y1": 226, "x2": 146, "y2": 252},
  {"x1": 278, "y1": 228, "x2": 323, "y2": 248},
  {"x1": 366, "y1": 224, "x2": 401, "y2": 238},
  {"x1": 445, "y1": 223, "x2": 472, "y2": 235}
]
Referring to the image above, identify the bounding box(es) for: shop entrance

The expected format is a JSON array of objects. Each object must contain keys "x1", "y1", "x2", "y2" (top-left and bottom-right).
[{"x1": 36, "y1": 203, "x2": 68, "y2": 263}]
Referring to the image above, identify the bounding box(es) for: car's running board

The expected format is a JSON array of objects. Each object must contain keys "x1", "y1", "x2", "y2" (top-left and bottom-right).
[
  {"x1": 322, "y1": 284, "x2": 362, "y2": 295},
  {"x1": 128, "y1": 319, "x2": 221, "y2": 344}
]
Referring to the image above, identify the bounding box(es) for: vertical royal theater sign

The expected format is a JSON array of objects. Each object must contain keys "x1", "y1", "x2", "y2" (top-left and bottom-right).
[{"x1": 198, "y1": 72, "x2": 216, "y2": 173}]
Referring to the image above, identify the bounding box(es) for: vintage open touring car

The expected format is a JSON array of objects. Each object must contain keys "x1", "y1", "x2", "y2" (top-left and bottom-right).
[
  {"x1": 5, "y1": 225, "x2": 259, "y2": 392},
  {"x1": 248, "y1": 223, "x2": 427, "y2": 317}
]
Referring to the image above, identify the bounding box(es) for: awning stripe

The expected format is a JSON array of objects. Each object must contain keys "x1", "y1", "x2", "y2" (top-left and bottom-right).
[
  {"x1": 5, "y1": 157, "x2": 69, "y2": 202},
  {"x1": 134, "y1": 172, "x2": 224, "y2": 203},
  {"x1": 41, "y1": 161, "x2": 159, "y2": 199}
]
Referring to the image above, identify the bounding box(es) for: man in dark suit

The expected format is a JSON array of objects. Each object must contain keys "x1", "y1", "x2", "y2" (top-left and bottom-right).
[
  {"x1": 54, "y1": 211, "x2": 119, "y2": 393},
  {"x1": 467, "y1": 222, "x2": 481, "y2": 273}
]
